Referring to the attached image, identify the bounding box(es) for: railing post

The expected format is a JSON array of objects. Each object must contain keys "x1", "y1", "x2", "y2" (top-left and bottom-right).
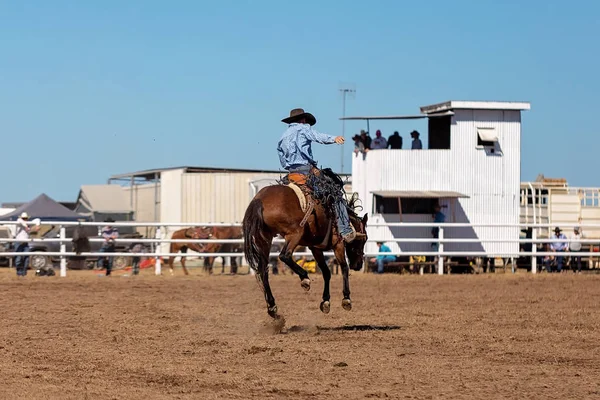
[
  {"x1": 155, "y1": 226, "x2": 162, "y2": 276},
  {"x1": 60, "y1": 226, "x2": 67, "y2": 277},
  {"x1": 531, "y1": 228, "x2": 537, "y2": 274},
  {"x1": 437, "y1": 227, "x2": 444, "y2": 275}
]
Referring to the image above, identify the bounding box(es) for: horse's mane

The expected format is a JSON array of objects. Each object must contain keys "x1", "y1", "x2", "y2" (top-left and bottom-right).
[{"x1": 346, "y1": 192, "x2": 363, "y2": 220}]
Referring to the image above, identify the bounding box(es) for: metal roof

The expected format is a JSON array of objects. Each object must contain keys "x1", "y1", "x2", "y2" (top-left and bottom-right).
[
  {"x1": 77, "y1": 185, "x2": 132, "y2": 213},
  {"x1": 372, "y1": 190, "x2": 470, "y2": 199},
  {"x1": 420, "y1": 101, "x2": 531, "y2": 114},
  {"x1": 109, "y1": 166, "x2": 350, "y2": 181}
]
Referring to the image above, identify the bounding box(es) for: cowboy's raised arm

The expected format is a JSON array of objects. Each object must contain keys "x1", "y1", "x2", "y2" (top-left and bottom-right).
[{"x1": 304, "y1": 126, "x2": 337, "y2": 144}]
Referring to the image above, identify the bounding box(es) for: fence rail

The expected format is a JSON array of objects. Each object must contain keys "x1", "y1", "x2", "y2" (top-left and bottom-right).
[{"x1": 2, "y1": 220, "x2": 598, "y2": 277}]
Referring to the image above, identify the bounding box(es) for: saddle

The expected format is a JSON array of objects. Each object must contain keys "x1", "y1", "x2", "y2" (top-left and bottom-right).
[{"x1": 284, "y1": 168, "x2": 335, "y2": 248}]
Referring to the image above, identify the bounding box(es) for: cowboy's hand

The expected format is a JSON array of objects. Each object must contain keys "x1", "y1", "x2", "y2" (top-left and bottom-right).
[{"x1": 334, "y1": 136, "x2": 345, "y2": 144}]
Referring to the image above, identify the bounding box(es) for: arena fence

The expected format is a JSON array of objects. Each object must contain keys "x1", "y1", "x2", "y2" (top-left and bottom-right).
[{"x1": 1, "y1": 220, "x2": 598, "y2": 277}]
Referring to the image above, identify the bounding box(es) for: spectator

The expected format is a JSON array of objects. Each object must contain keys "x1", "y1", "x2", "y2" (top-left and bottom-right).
[
  {"x1": 549, "y1": 227, "x2": 567, "y2": 273},
  {"x1": 352, "y1": 134, "x2": 366, "y2": 156},
  {"x1": 370, "y1": 242, "x2": 395, "y2": 274},
  {"x1": 130, "y1": 242, "x2": 143, "y2": 276},
  {"x1": 570, "y1": 226, "x2": 583, "y2": 273},
  {"x1": 411, "y1": 130, "x2": 422, "y2": 149},
  {"x1": 98, "y1": 218, "x2": 119, "y2": 276},
  {"x1": 387, "y1": 131, "x2": 403, "y2": 149},
  {"x1": 371, "y1": 130, "x2": 387, "y2": 149},
  {"x1": 360, "y1": 130, "x2": 371, "y2": 150},
  {"x1": 431, "y1": 204, "x2": 446, "y2": 251},
  {"x1": 14, "y1": 212, "x2": 40, "y2": 277}
]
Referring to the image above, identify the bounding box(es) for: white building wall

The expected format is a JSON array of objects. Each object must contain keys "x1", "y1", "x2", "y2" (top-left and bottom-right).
[
  {"x1": 353, "y1": 109, "x2": 522, "y2": 257},
  {"x1": 160, "y1": 169, "x2": 184, "y2": 251}
]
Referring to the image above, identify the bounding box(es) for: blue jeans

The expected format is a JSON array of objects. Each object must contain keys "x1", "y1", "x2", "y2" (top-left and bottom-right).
[
  {"x1": 555, "y1": 254, "x2": 564, "y2": 272},
  {"x1": 376, "y1": 258, "x2": 391, "y2": 273},
  {"x1": 288, "y1": 165, "x2": 353, "y2": 238},
  {"x1": 98, "y1": 245, "x2": 115, "y2": 275},
  {"x1": 15, "y1": 243, "x2": 30, "y2": 276}
]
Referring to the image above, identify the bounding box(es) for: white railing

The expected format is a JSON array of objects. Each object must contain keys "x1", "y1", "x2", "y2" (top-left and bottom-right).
[{"x1": 2, "y1": 220, "x2": 600, "y2": 277}]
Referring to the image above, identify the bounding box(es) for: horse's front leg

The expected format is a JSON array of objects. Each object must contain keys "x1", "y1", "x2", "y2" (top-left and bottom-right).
[
  {"x1": 279, "y1": 233, "x2": 311, "y2": 291},
  {"x1": 334, "y1": 243, "x2": 352, "y2": 311},
  {"x1": 310, "y1": 247, "x2": 331, "y2": 314}
]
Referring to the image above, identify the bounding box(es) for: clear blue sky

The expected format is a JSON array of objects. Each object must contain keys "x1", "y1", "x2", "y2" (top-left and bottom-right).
[{"x1": 1, "y1": 0, "x2": 598, "y2": 202}]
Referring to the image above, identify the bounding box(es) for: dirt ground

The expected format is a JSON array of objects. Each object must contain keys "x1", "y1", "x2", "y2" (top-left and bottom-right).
[{"x1": 0, "y1": 267, "x2": 599, "y2": 400}]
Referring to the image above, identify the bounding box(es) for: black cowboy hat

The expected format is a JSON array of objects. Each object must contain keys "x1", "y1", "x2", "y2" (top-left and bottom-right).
[
  {"x1": 282, "y1": 108, "x2": 317, "y2": 126},
  {"x1": 554, "y1": 227, "x2": 562, "y2": 232},
  {"x1": 352, "y1": 134, "x2": 361, "y2": 140}
]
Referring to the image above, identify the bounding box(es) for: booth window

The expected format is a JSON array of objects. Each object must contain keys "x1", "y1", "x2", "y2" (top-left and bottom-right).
[
  {"x1": 402, "y1": 198, "x2": 436, "y2": 214},
  {"x1": 373, "y1": 195, "x2": 399, "y2": 214},
  {"x1": 477, "y1": 127, "x2": 498, "y2": 147},
  {"x1": 374, "y1": 195, "x2": 436, "y2": 214}
]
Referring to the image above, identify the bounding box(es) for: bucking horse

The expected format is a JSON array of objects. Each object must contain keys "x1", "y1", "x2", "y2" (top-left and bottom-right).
[{"x1": 242, "y1": 167, "x2": 368, "y2": 320}]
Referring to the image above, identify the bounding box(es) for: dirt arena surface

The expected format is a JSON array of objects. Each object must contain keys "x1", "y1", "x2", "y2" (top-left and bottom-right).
[{"x1": 1, "y1": 268, "x2": 599, "y2": 400}]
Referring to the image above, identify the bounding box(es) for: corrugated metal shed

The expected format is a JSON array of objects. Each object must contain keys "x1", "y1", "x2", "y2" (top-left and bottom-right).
[{"x1": 352, "y1": 100, "x2": 529, "y2": 257}]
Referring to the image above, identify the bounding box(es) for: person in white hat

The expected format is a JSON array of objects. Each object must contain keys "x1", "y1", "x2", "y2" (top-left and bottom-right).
[{"x1": 14, "y1": 212, "x2": 40, "y2": 276}]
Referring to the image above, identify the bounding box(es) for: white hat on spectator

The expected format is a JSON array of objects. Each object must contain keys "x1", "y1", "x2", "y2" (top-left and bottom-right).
[{"x1": 20, "y1": 212, "x2": 29, "y2": 219}]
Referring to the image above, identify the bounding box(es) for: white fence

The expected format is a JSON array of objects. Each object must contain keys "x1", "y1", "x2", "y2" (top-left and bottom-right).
[{"x1": 1, "y1": 220, "x2": 599, "y2": 277}]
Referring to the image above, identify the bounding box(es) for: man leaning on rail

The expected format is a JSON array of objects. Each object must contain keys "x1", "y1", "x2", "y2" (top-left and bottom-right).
[{"x1": 98, "y1": 218, "x2": 119, "y2": 276}]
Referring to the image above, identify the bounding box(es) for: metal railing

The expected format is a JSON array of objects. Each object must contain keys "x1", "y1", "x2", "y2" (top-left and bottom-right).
[{"x1": 2, "y1": 220, "x2": 599, "y2": 277}]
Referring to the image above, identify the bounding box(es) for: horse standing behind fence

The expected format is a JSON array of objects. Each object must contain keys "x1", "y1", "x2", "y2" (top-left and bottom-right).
[
  {"x1": 166, "y1": 227, "x2": 211, "y2": 275},
  {"x1": 200, "y1": 226, "x2": 244, "y2": 274},
  {"x1": 243, "y1": 176, "x2": 368, "y2": 321}
]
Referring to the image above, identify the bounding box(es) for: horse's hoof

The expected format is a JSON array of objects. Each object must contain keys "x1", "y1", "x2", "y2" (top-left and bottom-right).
[
  {"x1": 301, "y1": 278, "x2": 311, "y2": 291},
  {"x1": 320, "y1": 301, "x2": 331, "y2": 314},
  {"x1": 267, "y1": 305, "x2": 278, "y2": 319},
  {"x1": 342, "y1": 298, "x2": 352, "y2": 311}
]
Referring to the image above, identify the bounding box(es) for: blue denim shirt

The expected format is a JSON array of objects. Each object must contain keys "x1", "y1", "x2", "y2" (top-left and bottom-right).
[
  {"x1": 551, "y1": 233, "x2": 567, "y2": 251},
  {"x1": 277, "y1": 123, "x2": 336, "y2": 170}
]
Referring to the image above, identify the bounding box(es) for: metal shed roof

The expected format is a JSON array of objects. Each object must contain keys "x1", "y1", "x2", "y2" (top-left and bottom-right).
[
  {"x1": 420, "y1": 101, "x2": 531, "y2": 114},
  {"x1": 109, "y1": 166, "x2": 350, "y2": 181},
  {"x1": 77, "y1": 185, "x2": 132, "y2": 213}
]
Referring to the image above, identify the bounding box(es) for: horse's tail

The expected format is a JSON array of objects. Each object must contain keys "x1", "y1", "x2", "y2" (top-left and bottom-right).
[{"x1": 243, "y1": 198, "x2": 270, "y2": 285}]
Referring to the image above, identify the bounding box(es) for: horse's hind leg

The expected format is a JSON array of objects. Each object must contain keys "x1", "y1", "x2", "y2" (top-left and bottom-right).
[
  {"x1": 278, "y1": 233, "x2": 311, "y2": 291},
  {"x1": 311, "y1": 248, "x2": 331, "y2": 314},
  {"x1": 257, "y1": 241, "x2": 280, "y2": 319},
  {"x1": 180, "y1": 247, "x2": 189, "y2": 275}
]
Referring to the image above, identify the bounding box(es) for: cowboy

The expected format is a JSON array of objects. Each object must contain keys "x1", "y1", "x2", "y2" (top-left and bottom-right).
[
  {"x1": 14, "y1": 212, "x2": 40, "y2": 277},
  {"x1": 277, "y1": 108, "x2": 361, "y2": 243},
  {"x1": 549, "y1": 227, "x2": 567, "y2": 273},
  {"x1": 98, "y1": 217, "x2": 119, "y2": 276}
]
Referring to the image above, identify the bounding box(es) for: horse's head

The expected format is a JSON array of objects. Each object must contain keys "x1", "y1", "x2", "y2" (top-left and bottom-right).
[{"x1": 346, "y1": 213, "x2": 369, "y2": 271}]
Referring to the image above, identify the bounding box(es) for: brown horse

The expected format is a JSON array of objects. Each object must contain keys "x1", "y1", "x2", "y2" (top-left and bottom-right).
[
  {"x1": 166, "y1": 227, "x2": 212, "y2": 275},
  {"x1": 199, "y1": 226, "x2": 244, "y2": 274},
  {"x1": 242, "y1": 183, "x2": 368, "y2": 320}
]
